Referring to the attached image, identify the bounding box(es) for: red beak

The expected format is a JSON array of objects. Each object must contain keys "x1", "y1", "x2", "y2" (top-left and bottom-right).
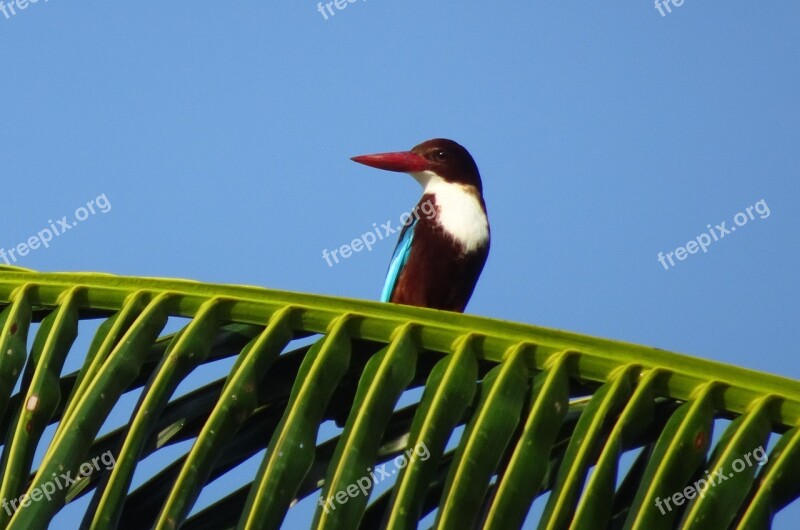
[{"x1": 351, "y1": 151, "x2": 429, "y2": 173}]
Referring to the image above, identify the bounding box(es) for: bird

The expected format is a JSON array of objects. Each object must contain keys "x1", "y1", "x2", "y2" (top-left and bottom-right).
[{"x1": 351, "y1": 138, "x2": 490, "y2": 313}]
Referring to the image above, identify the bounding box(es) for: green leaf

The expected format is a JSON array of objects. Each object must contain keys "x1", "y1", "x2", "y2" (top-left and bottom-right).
[
  {"x1": 313, "y1": 324, "x2": 417, "y2": 529},
  {"x1": 383, "y1": 335, "x2": 478, "y2": 530},
  {"x1": 623, "y1": 383, "x2": 718, "y2": 530},
  {"x1": 239, "y1": 315, "x2": 352, "y2": 530},
  {"x1": 0, "y1": 269, "x2": 795, "y2": 529}
]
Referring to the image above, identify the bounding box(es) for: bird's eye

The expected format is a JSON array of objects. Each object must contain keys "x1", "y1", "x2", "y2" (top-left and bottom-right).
[{"x1": 432, "y1": 150, "x2": 447, "y2": 162}]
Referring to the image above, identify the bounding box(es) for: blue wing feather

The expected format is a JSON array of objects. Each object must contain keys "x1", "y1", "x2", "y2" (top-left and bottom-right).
[{"x1": 380, "y1": 219, "x2": 416, "y2": 302}]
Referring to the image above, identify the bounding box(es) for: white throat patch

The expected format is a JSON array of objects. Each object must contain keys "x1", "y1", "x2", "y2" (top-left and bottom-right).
[{"x1": 410, "y1": 171, "x2": 490, "y2": 253}]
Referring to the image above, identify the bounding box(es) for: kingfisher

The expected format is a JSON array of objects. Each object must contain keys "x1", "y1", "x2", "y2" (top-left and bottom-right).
[{"x1": 351, "y1": 138, "x2": 490, "y2": 313}]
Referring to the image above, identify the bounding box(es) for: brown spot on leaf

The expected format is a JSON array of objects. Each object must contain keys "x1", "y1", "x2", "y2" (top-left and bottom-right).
[{"x1": 694, "y1": 431, "x2": 707, "y2": 451}]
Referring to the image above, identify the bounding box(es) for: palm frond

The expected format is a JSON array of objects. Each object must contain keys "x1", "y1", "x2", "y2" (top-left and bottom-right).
[{"x1": 0, "y1": 267, "x2": 796, "y2": 529}]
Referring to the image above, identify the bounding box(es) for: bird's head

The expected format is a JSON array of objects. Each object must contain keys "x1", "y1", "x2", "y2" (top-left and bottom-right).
[{"x1": 351, "y1": 138, "x2": 483, "y2": 193}]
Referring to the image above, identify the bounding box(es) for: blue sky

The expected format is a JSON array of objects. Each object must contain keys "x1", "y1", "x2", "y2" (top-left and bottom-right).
[{"x1": 2, "y1": 1, "x2": 798, "y2": 528}]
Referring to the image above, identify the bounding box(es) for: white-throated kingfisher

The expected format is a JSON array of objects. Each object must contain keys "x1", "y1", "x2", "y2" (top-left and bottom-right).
[{"x1": 351, "y1": 138, "x2": 490, "y2": 313}]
